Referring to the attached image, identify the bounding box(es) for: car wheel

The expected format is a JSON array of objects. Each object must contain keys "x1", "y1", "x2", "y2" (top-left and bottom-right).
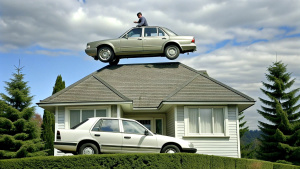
[
  {"x1": 98, "y1": 46, "x2": 114, "y2": 62},
  {"x1": 165, "y1": 45, "x2": 180, "y2": 60},
  {"x1": 78, "y1": 143, "x2": 99, "y2": 155},
  {"x1": 109, "y1": 56, "x2": 119, "y2": 65},
  {"x1": 161, "y1": 145, "x2": 180, "y2": 153}
]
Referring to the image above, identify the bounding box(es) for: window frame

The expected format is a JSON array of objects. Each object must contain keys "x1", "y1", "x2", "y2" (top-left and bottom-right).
[
  {"x1": 184, "y1": 106, "x2": 229, "y2": 137},
  {"x1": 66, "y1": 106, "x2": 111, "y2": 129}
]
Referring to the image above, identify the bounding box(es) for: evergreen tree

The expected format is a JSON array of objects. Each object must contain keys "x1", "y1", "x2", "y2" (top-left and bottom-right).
[
  {"x1": 52, "y1": 75, "x2": 65, "y2": 95},
  {"x1": 41, "y1": 75, "x2": 65, "y2": 155},
  {"x1": 0, "y1": 66, "x2": 47, "y2": 159},
  {"x1": 257, "y1": 61, "x2": 300, "y2": 165},
  {"x1": 239, "y1": 112, "x2": 255, "y2": 158}
]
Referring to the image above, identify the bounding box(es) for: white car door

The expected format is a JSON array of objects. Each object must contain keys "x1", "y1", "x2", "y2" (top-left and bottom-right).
[
  {"x1": 121, "y1": 120, "x2": 160, "y2": 153},
  {"x1": 90, "y1": 119, "x2": 123, "y2": 153}
]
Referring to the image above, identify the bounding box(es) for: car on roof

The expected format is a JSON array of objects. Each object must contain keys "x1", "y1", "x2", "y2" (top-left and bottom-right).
[
  {"x1": 54, "y1": 117, "x2": 197, "y2": 155},
  {"x1": 85, "y1": 26, "x2": 196, "y2": 65}
]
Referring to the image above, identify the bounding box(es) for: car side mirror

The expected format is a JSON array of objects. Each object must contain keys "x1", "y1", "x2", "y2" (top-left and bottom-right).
[
  {"x1": 124, "y1": 34, "x2": 128, "y2": 39},
  {"x1": 144, "y1": 130, "x2": 149, "y2": 136}
]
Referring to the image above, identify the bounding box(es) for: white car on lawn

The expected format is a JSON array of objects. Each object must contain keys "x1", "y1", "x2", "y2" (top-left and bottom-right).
[{"x1": 54, "y1": 117, "x2": 197, "y2": 155}]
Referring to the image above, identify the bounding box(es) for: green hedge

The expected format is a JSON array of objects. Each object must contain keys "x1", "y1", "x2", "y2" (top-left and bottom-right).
[{"x1": 0, "y1": 153, "x2": 299, "y2": 169}]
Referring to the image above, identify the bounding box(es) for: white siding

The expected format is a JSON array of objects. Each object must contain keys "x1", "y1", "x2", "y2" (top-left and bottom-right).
[
  {"x1": 176, "y1": 105, "x2": 240, "y2": 158},
  {"x1": 176, "y1": 106, "x2": 185, "y2": 138},
  {"x1": 58, "y1": 106, "x2": 65, "y2": 129},
  {"x1": 166, "y1": 108, "x2": 175, "y2": 137}
]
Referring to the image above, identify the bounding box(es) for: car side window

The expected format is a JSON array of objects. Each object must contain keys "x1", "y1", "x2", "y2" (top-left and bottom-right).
[
  {"x1": 144, "y1": 28, "x2": 158, "y2": 37},
  {"x1": 92, "y1": 119, "x2": 119, "y2": 132},
  {"x1": 127, "y1": 28, "x2": 142, "y2": 37},
  {"x1": 158, "y1": 28, "x2": 165, "y2": 36},
  {"x1": 122, "y1": 120, "x2": 146, "y2": 135}
]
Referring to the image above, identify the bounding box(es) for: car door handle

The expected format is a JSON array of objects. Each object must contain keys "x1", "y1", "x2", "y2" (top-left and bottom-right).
[
  {"x1": 124, "y1": 136, "x2": 131, "y2": 139},
  {"x1": 162, "y1": 37, "x2": 166, "y2": 40},
  {"x1": 94, "y1": 134, "x2": 100, "y2": 137},
  {"x1": 137, "y1": 38, "x2": 142, "y2": 40}
]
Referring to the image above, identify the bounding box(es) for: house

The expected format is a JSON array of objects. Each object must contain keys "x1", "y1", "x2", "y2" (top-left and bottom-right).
[{"x1": 37, "y1": 62, "x2": 255, "y2": 157}]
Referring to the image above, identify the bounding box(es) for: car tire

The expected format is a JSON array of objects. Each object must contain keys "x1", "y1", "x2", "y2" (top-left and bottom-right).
[
  {"x1": 98, "y1": 46, "x2": 114, "y2": 62},
  {"x1": 78, "y1": 143, "x2": 99, "y2": 155},
  {"x1": 109, "y1": 56, "x2": 119, "y2": 65},
  {"x1": 165, "y1": 45, "x2": 180, "y2": 60},
  {"x1": 161, "y1": 145, "x2": 180, "y2": 153}
]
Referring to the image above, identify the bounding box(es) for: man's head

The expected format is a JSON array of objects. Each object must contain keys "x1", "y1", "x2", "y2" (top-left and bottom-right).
[{"x1": 137, "y1": 12, "x2": 142, "y2": 18}]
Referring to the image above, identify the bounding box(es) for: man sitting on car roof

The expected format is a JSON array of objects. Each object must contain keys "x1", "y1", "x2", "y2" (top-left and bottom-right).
[{"x1": 134, "y1": 12, "x2": 148, "y2": 27}]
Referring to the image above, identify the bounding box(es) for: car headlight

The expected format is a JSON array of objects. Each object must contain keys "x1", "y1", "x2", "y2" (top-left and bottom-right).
[{"x1": 86, "y1": 44, "x2": 90, "y2": 49}]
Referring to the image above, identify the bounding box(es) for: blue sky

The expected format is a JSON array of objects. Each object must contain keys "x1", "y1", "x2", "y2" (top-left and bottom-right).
[{"x1": 1, "y1": 0, "x2": 300, "y2": 130}]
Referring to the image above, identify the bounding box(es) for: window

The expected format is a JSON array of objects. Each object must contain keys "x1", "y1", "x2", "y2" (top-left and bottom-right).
[
  {"x1": 184, "y1": 107, "x2": 226, "y2": 136},
  {"x1": 69, "y1": 108, "x2": 108, "y2": 129},
  {"x1": 127, "y1": 28, "x2": 142, "y2": 37},
  {"x1": 158, "y1": 28, "x2": 165, "y2": 36},
  {"x1": 144, "y1": 28, "x2": 157, "y2": 37},
  {"x1": 122, "y1": 120, "x2": 146, "y2": 135}
]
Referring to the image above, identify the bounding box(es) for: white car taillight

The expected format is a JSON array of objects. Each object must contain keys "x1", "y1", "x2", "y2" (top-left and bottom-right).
[{"x1": 86, "y1": 44, "x2": 90, "y2": 49}]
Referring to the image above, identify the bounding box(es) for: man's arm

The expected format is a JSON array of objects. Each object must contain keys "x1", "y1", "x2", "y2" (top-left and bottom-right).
[{"x1": 137, "y1": 17, "x2": 145, "y2": 27}]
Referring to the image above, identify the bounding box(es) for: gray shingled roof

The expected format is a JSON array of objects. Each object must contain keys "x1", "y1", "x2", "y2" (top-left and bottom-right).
[{"x1": 39, "y1": 62, "x2": 254, "y2": 108}]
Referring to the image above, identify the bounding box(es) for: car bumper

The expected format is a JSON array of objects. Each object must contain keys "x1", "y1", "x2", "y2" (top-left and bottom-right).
[
  {"x1": 85, "y1": 48, "x2": 97, "y2": 57},
  {"x1": 181, "y1": 44, "x2": 197, "y2": 53},
  {"x1": 54, "y1": 142, "x2": 77, "y2": 152},
  {"x1": 182, "y1": 148, "x2": 197, "y2": 153}
]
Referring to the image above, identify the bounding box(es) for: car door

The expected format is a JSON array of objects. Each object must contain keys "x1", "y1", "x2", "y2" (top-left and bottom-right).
[
  {"x1": 90, "y1": 119, "x2": 123, "y2": 153},
  {"x1": 121, "y1": 120, "x2": 159, "y2": 153},
  {"x1": 143, "y1": 28, "x2": 168, "y2": 53},
  {"x1": 119, "y1": 28, "x2": 143, "y2": 55}
]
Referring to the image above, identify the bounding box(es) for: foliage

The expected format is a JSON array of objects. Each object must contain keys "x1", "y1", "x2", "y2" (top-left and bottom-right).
[
  {"x1": 41, "y1": 110, "x2": 54, "y2": 156},
  {"x1": 257, "y1": 61, "x2": 300, "y2": 165},
  {"x1": 0, "y1": 153, "x2": 299, "y2": 169},
  {"x1": 0, "y1": 66, "x2": 47, "y2": 159},
  {"x1": 52, "y1": 75, "x2": 65, "y2": 95},
  {"x1": 0, "y1": 66, "x2": 33, "y2": 112},
  {"x1": 239, "y1": 111, "x2": 256, "y2": 159},
  {"x1": 41, "y1": 75, "x2": 65, "y2": 156},
  {"x1": 32, "y1": 113, "x2": 42, "y2": 127}
]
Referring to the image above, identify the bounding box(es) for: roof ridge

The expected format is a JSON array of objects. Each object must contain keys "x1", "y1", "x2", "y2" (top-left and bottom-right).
[
  {"x1": 179, "y1": 63, "x2": 255, "y2": 101},
  {"x1": 164, "y1": 74, "x2": 200, "y2": 101},
  {"x1": 92, "y1": 75, "x2": 131, "y2": 101}
]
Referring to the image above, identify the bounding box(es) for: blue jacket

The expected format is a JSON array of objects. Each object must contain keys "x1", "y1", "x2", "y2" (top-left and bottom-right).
[{"x1": 137, "y1": 16, "x2": 148, "y2": 27}]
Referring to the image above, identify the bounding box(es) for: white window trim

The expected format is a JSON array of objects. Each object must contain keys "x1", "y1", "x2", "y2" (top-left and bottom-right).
[
  {"x1": 184, "y1": 106, "x2": 229, "y2": 137},
  {"x1": 66, "y1": 106, "x2": 111, "y2": 129}
]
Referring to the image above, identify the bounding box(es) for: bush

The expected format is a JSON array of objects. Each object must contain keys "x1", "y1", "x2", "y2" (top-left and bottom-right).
[{"x1": 0, "y1": 153, "x2": 299, "y2": 169}]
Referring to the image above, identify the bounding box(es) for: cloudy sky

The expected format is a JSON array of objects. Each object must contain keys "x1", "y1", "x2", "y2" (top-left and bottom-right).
[{"x1": 0, "y1": 0, "x2": 299, "y2": 130}]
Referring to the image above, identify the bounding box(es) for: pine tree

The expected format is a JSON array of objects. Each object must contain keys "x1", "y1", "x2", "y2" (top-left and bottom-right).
[
  {"x1": 52, "y1": 75, "x2": 65, "y2": 95},
  {"x1": 257, "y1": 61, "x2": 300, "y2": 165},
  {"x1": 41, "y1": 75, "x2": 65, "y2": 155},
  {"x1": 239, "y1": 112, "x2": 255, "y2": 158},
  {"x1": 0, "y1": 65, "x2": 47, "y2": 159}
]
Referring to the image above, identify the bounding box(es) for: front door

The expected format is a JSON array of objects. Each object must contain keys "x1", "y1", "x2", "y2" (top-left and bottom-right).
[
  {"x1": 121, "y1": 120, "x2": 160, "y2": 153},
  {"x1": 120, "y1": 28, "x2": 143, "y2": 55},
  {"x1": 90, "y1": 119, "x2": 123, "y2": 153}
]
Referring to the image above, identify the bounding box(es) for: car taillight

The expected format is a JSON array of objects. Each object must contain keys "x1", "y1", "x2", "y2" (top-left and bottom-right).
[
  {"x1": 191, "y1": 38, "x2": 195, "y2": 43},
  {"x1": 57, "y1": 130, "x2": 61, "y2": 140}
]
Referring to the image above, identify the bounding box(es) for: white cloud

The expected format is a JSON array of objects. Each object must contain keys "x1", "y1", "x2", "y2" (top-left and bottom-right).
[{"x1": 0, "y1": 0, "x2": 300, "y2": 130}]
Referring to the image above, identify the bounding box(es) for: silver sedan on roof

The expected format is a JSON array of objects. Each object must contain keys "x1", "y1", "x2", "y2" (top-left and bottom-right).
[{"x1": 85, "y1": 26, "x2": 196, "y2": 65}]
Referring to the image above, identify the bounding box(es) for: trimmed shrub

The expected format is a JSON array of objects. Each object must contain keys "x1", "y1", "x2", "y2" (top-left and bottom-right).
[{"x1": 0, "y1": 153, "x2": 299, "y2": 169}]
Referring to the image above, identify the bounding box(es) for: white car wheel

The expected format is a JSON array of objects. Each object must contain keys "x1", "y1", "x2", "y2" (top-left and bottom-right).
[
  {"x1": 79, "y1": 143, "x2": 99, "y2": 155},
  {"x1": 161, "y1": 145, "x2": 180, "y2": 153}
]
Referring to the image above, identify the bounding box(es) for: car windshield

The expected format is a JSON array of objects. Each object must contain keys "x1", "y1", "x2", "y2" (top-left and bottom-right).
[{"x1": 162, "y1": 28, "x2": 178, "y2": 36}]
